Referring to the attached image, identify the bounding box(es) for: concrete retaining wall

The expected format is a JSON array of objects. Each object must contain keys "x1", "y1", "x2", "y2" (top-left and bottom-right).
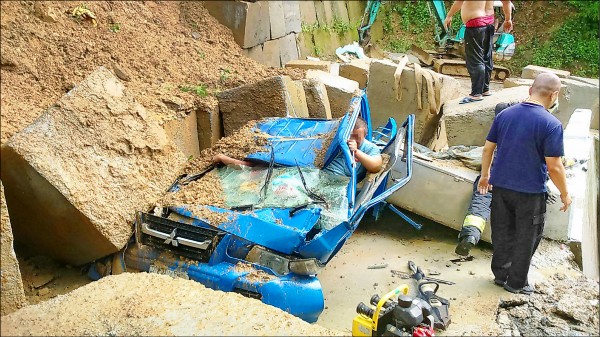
[
  {"x1": 206, "y1": 1, "x2": 384, "y2": 64},
  {"x1": 205, "y1": 1, "x2": 300, "y2": 68}
]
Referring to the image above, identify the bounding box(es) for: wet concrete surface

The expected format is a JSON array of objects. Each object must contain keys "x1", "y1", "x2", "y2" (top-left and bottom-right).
[{"x1": 316, "y1": 207, "x2": 582, "y2": 336}]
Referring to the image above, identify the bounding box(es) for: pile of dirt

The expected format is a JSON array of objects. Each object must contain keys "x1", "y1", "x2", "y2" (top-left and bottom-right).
[
  {"x1": 0, "y1": 272, "x2": 343, "y2": 336},
  {"x1": 496, "y1": 273, "x2": 599, "y2": 336},
  {"x1": 0, "y1": 1, "x2": 303, "y2": 143}
]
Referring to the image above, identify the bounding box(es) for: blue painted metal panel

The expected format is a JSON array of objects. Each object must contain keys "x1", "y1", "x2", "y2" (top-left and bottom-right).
[
  {"x1": 171, "y1": 206, "x2": 321, "y2": 255},
  {"x1": 247, "y1": 118, "x2": 341, "y2": 167}
]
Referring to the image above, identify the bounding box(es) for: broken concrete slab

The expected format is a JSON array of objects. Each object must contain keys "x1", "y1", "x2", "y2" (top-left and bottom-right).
[
  {"x1": 204, "y1": 1, "x2": 270, "y2": 48},
  {"x1": 305, "y1": 69, "x2": 360, "y2": 118},
  {"x1": 567, "y1": 75, "x2": 600, "y2": 87},
  {"x1": 302, "y1": 79, "x2": 332, "y2": 119},
  {"x1": 283, "y1": 0, "x2": 302, "y2": 35},
  {"x1": 299, "y1": 0, "x2": 318, "y2": 25},
  {"x1": 366, "y1": 59, "x2": 461, "y2": 149},
  {"x1": 339, "y1": 59, "x2": 371, "y2": 89},
  {"x1": 503, "y1": 77, "x2": 534, "y2": 88},
  {"x1": 218, "y1": 75, "x2": 309, "y2": 136},
  {"x1": 1, "y1": 182, "x2": 27, "y2": 316},
  {"x1": 287, "y1": 80, "x2": 310, "y2": 118},
  {"x1": 262, "y1": 39, "x2": 281, "y2": 68},
  {"x1": 196, "y1": 97, "x2": 223, "y2": 151},
  {"x1": 164, "y1": 110, "x2": 201, "y2": 159},
  {"x1": 268, "y1": 1, "x2": 286, "y2": 40},
  {"x1": 285, "y1": 59, "x2": 332, "y2": 72},
  {"x1": 279, "y1": 33, "x2": 300, "y2": 68},
  {"x1": 521, "y1": 65, "x2": 571, "y2": 79},
  {"x1": 443, "y1": 86, "x2": 530, "y2": 147},
  {"x1": 0, "y1": 66, "x2": 187, "y2": 266}
]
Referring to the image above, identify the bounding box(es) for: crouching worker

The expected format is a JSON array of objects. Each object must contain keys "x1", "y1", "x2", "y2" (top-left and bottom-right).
[{"x1": 213, "y1": 117, "x2": 383, "y2": 178}]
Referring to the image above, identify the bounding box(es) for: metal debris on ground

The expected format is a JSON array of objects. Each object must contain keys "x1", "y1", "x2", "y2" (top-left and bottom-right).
[
  {"x1": 367, "y1": 263, "x2": 388, "y2": 269},
  {"x1": 390, "y1": 270, "x2": 411, "y2": 279},
  {"x1": 450, "y1": 256, "x2": 475, "y2": 263}
]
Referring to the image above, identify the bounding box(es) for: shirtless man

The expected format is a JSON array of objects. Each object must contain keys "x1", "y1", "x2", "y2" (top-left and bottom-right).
[{"x1": 444, "y1": 1, "x2": 513, "y2": 104}]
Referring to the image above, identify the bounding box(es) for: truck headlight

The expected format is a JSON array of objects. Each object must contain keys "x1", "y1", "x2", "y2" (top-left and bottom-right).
[
  {"x1": 288, "y1": 258, "x2": 324, "y2": 276},
  {"x1": 246, "y1": 246, "x2": 290, "y2": 276}
]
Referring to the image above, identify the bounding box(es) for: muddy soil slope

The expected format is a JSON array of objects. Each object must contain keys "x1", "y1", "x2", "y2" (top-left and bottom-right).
[{"x1": 0, "y1": 1, "x2": 302, "y2": 143}]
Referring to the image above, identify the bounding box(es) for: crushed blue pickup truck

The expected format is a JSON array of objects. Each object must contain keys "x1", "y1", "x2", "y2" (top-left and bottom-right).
[{"x1": 114, "y1": 92, "x2": 414, "y2": 323}]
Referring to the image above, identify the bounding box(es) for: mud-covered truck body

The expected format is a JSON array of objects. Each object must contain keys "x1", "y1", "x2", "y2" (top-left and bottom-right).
[{"x1": 123, "y1": 92, "x2": 415, "y2": 322}]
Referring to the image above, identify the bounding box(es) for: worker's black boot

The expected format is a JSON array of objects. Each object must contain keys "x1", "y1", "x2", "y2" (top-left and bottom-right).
[{"x1": 455, "y1": 235, "x2": 477, "y2": 256}]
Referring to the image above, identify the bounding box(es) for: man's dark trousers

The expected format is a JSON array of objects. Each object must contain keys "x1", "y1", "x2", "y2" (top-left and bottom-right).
[
  {"x1": 490, "y1": 187, "x2": 546, "y2": 289},
  {"x1": 464, "y1": 24, "x2": 495, "y2": 96}
]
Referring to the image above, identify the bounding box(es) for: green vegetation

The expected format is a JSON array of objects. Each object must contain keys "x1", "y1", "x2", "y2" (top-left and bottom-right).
[
  {"x1": 378, "y1": 0, "x2": 598, "y2": 77},
  {"x1": 219, "y1": 68, "x2": 231, "y2": 83},
  {"x1": 380, "y1": 1, "x2": 436, "y2": 53},
  {"x1": 528, "y1": 1, "x2": 598, "y2": 77},
  {"x1": 108, "y1": 22, "x2": 121, "y2": 33},
  {"x1": 313, "y1": 44, "x2": 323, "y2": 57},
  {"x1": 179, "y1": 83, "x2": 208, "y2": 97},
  {"x1": 302, "y1": 18, "x2": 359, "y2": 36}
]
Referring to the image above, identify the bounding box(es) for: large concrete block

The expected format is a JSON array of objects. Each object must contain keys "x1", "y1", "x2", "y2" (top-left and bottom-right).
[
  {"x1": 287, "y1": 80, "x2": 310, "y2": 118},
  {"x1": 283, "y1": 0, "x2": 301, "y2": 35},
  {"x1": 313, "y1": 29, "x2": 341, "y2": 57},
  {"x1": 204, "y1": 1, "x2": 270, "y2": 48},
  {"x1": 302, "y1": 78, "x2": 332, "y2": 119},
  {"x1": 164, "y1": 110, "x2": 201, "y2": 159},
  {"x1": 279, "y1": 33, "x2": 300, "y2": 67},
  {"x1": 503, "y1": 77, "x2": 533, "y2": 88},
  {"x1": 502, "y1": 77, "x2": 578, "y2": 130},
  {"x1": 346, "y1": 1, "x2": 367, "y2": 24},
  {"x1": 297, "y1": 31, "x2": 316, "y2": 59},
  {"x1": 521, "y1": 65, "x2": 571, "y2": 79},
  {"x1": 1, "y1": 182, "x2": 27, "y2": 316},
  {"x1": 366, "y1": 59, "x2": 461, "y2": 147},
  {"x1": 0, "y1": 67, "x2": 187, "y2": 265},
  {"x1": 315, "y1": 1, "x2": 334, "y2": 25},
  {"x1": 305, "y1": 69, "x2": 360, "y2": 118},
  {"x1": 339, "y1": 59, "x2": 371, "y2": 88},
  {"x1": 196, "y1": 97, "x2": 223, "y2": 151},
  {"x1": 299, "y1": 0, "x2": 317, "y2": 25},
  {"x1": 262, "y1": 39, "x2": 281, "y2": 68},
  {"x1": 443, "y1": 86, "x2": 530, "y2": 147},
  {"x1": 560, "y1": 78, "x2": 599, "y2": 130},
  {"x1": 285, "y1": 59, "x2": 331, "y2": 72},
  {"x1": 218, "y1": 76, "x2": 309, "y2": 135},
  {"x1": 568, "y1": 75, "x2": 600, "y2": 87},
  {"x1": 245, "y1": 44, "x2": 263, "y2": 63},
  {"x1": 331, "y1": 1, "x2": 350, "y2": 24},
  {"x1": 268, "y1": 1, "x2": 286, "y2": 40}
]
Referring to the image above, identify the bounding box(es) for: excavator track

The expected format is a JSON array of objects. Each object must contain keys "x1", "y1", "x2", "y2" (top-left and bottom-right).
[
  {"x1": 432, "y1": 58, "x2": 510, "y2": 81},
  {"x1": 409, "y1": 44, "x2": 511, "y2": 81}
]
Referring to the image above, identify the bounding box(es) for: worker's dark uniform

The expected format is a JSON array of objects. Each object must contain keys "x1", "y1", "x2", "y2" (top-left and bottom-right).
[
  {"x1": 486, "y1": 102, "x2": 564, "y2": 290},
  {"x1": 457, "y1": 102, "x2": 515, "y2": 244},
  {"x1": 464, "y1": 15, "x2": 495, "y2": 96}
]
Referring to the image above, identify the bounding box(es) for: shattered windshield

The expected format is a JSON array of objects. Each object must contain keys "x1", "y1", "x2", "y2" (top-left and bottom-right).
[{"x1": 218, "y1": 166, "x2": 349, "y2": 229}]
